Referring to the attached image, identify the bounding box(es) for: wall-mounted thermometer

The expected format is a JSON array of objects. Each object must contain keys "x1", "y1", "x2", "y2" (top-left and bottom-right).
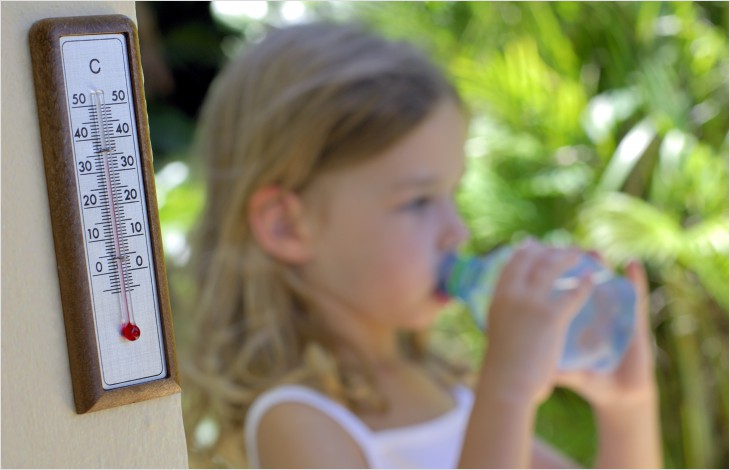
[{"x1": 29, "y1": 15, "x2": 179, "y2": 413}]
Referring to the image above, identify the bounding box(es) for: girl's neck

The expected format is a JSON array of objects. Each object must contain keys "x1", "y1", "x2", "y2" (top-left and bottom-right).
[
  {"x1": 309, "y1": 296, "x2": 405, "y2": 368},
  {"x1": 333, "y1": 318, "x2": 404, "y2": 368}
]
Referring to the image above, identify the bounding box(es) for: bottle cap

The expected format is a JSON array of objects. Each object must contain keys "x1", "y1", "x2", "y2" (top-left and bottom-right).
[{"x1": 436, "y1": 252, "x2": 459, "y2": 296}]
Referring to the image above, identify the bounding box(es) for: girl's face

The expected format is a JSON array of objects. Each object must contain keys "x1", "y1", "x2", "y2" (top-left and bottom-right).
[{"x1": 299, "y1": 99, "x2": 469, "y2": 332}]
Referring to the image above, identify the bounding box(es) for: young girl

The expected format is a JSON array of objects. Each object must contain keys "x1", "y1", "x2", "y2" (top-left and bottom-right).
[{"x1": 184, "y1": 22, "x2": 662, "y2": 468}]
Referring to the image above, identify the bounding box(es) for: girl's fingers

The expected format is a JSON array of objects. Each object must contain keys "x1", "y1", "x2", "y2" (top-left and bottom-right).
[
  {"x1": 501, "y1": 241, "x2": 585, "y2": 299},
  {"x1": 625, "y1": 259, "x2": 648, "y2": 302},
  {"x1": 625, "y1": 259, "x2": 650, "y2": 334},
  {"x1": 555, "y1": 272, "x2": 593, "y2": 320},
  {"x1": 586, "y1": 249, "x2": 608, "y2": 268},
  {"x1": 554, "y1": 369, "x2": 591, "y2": 390},
  {"x1": 499, "y1": 238, "x2": 540, "y2": 285},
  {"x1": 528, "y1": 248, "x2": 583, "y2": 295}
]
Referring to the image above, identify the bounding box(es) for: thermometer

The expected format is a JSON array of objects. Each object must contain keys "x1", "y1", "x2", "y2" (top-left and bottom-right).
[{"x1": 30, "y1": 15, "x2": 179, "y2": 413}]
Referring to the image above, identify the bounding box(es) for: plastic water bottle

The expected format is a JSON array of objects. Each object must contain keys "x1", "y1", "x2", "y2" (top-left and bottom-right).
[{"x1": 438, "y1": 246, "x2": 636, "y2": 372}]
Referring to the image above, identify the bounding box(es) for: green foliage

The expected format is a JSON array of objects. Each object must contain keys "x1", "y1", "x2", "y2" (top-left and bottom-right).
[{"x1": 149, "y1": 2, "x2": 728, "y2": 468}]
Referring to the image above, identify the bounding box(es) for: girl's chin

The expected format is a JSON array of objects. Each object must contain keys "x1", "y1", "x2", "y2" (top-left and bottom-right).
[
  {"x1": 386, "y1": 295, "x2": 453, "y2": 331},
  {"x1": 408, "y1": 299, "x2": 452, "y2": 329}
]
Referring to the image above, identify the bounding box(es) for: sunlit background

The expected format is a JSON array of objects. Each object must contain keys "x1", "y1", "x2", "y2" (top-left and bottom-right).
[{"x1": 136, "y1": 2, "x2": 728, "y2": 468}]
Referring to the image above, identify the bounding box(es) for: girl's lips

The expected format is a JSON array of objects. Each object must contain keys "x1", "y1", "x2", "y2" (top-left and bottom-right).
[{"x1": 433, "y1": 289, "x2": 452, "y2": 305}]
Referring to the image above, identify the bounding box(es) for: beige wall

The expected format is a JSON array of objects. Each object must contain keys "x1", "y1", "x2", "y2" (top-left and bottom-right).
[{"x1": 1, "y1": 2, "x2": 188, "y2": 467}]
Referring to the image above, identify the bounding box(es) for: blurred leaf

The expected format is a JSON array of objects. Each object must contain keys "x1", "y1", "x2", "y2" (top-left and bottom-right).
[
  {"x1": 680, "y1": 216, "x2": 730, "y2": 310},
  {"x1": 523, "y1": 2, "x2": 580, "y2": 76},
  {"x1": 158, "y1": 176, "x2": 205, "y2": 234},
  {"x1": 577, "y1": 192, "x2": 684, "y2": 265},
  {"x1": 598, "y1": 119, "x2": 657, "y2": 192},
  {"x1": 638, "y1": 55, "x2": 692, "y2": 132}
]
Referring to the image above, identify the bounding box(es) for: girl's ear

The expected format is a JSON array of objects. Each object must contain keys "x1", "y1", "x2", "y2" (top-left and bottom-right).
[{"x1": 248, "y1": 186, "x2": 314, "y2": 264}]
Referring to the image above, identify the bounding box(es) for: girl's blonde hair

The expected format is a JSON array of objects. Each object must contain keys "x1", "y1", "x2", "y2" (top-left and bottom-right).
[{"x1": 183, "y1": 22, "x2": 468, "y2": 467}]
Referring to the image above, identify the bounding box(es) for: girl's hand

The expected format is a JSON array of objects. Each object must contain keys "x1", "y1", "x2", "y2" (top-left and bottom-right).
[
  {"x1": 479, "y1": 240, "x2": 594, "y2": 405},
  {"x1": 554, "y1": 257, "x2": 658, "y2": 409}
]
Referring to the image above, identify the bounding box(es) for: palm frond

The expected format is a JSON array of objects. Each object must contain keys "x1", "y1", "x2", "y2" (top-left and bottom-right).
[{"x1": 577, "y1": 192, "x2": 684, "y2": 265}]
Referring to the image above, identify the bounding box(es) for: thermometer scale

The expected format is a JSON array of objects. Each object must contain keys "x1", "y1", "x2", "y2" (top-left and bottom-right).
[
  {"x1": 30, "y1": 15, "x2": 179, "y2": 413},
  {"x1": 88, "y1": 87, "x2": 142, "y2": 344}
]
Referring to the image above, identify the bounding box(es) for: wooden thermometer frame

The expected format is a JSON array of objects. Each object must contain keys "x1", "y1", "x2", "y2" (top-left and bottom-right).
[{"x1": 29, "y1": 15, "x2": 180, "y2": 413}]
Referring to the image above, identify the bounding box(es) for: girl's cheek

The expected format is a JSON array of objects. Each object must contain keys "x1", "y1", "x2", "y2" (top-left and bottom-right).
[
  {"x1": 381, "y1": 211, "x2": 439, "y2": 267},
  {"x1": 392, "y1": 236, "x2": 435, "y2": 281}
]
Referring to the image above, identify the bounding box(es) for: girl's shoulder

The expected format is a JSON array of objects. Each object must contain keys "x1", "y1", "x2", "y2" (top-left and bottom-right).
[
  {"x1": 244, "y1": 384, "x2": 374, "y2": 467},
  {"x1": 245, "y1": 384, "x2": 373, "y2": 442},
  {"x1": 246, "y1": 382, "x2": 473, "y2": 433},
  {"x1": 245, "y1": 383, "x2": 474, "y2": 468}
]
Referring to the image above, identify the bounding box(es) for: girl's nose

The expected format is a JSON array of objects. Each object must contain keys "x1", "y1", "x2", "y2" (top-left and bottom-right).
[{"x1": 440, "y1": 202, "x2": 470, "y2": 251}]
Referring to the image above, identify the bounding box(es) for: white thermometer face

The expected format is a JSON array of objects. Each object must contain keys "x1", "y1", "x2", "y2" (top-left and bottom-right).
[{"x1": 60, "y1": 34, "x2": 166, "y2": 389}]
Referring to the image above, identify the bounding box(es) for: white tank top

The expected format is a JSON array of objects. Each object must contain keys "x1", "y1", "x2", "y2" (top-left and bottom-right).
[{"x1": 244, "y1": 384, "x2": 474, "y2": 468}]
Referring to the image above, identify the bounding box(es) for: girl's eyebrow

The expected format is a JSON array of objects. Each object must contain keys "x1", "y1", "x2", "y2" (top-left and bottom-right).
[
  {"x1": 390, "y1": 169, "x2": 465, "y2": 190},
  {"x1": 390, "y1": 175, "x2": 440, "y2": 190}
]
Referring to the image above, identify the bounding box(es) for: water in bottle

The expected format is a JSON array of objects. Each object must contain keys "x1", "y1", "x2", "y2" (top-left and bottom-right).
[{"x1": 437, "y1": 246, "x2": 636, "y2": 372}]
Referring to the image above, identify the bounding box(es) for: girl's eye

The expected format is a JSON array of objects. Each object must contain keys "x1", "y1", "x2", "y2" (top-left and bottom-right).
[{"x1": 403, "y1": 196, "x2": 432, "y2": 211}]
